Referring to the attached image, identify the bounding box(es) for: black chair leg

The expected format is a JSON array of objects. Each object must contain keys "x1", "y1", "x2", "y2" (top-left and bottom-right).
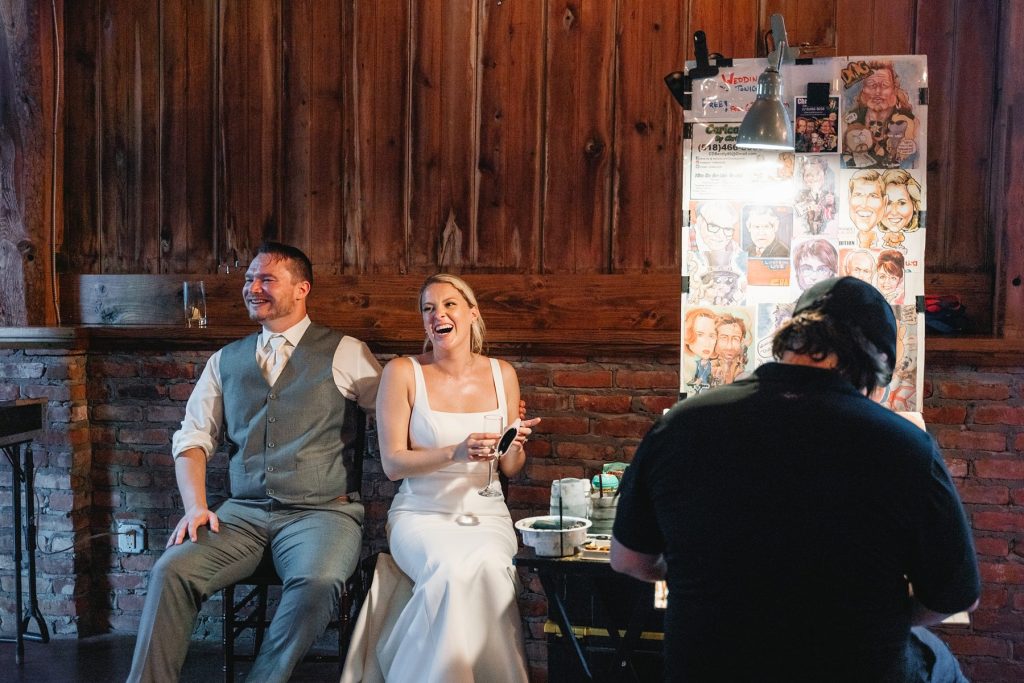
[{"x1": 223, "y1": 584, "x2": 236, "y2": 682}]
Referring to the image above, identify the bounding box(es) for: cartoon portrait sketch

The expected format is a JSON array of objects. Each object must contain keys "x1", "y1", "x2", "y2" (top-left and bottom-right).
[
  {"x1": 877, "y1": 169, "x2": 923, "y2": 250},
  {"x1": 776, "y1": 152, "x2": 796, "y2": 180},
  {"x1": 689, "y1": 251, "x2": 747, "y2": 307},
  {"x1": 842, "y1": 123, "x2": 878, "y2": 168},
  {"x1": 709, "y1": 310, "x2": 753, "y2": 387},
  {"x1": 817, "y1": 116, "x2": 839, "y2": 153},
  {"x1": 793, "y1": 238, "x2": 838, "y2": 292},
  {"x1": 755, "y1": 302, "x2": 795, "y2": 366},
  {"x1": 691, "y1": 201, "x2": 740, "y2": 253},
  {"x1": 743, "y1": 206, "x2": 791, "y2": 258},
  {"x1": 847, "y1": 169, "x2": 886, "y2": 248},
  {"x1": 840, "y1": 248, "x2": 876, "y2": 283},
  {"x1": 879, "y1": 305, "x2": 918, "y2": 411},
  {"x1": 682, "y1": 307, "x2": 718, "y2": 395},
  {"x1": 842, "y1": 60, "x2": 919, "y2": 168},
  {"x1": 795, "y1": 117, "x2": 810, "y2": 152},
  {"x1": 794, "y1": 98, "x2": 839, "y2": 154},
  {"x1": 875, "y1": 249, "x2": 905, "y2": 304},
  {"x1": 794, "y1": 156, "x2": 837, "y2": 236}
]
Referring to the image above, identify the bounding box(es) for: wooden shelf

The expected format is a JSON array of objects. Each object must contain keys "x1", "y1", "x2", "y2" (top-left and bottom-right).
[
  {"x1": 925, "y1": 335, "x2": 1024, "y2": 366},
  {"x1": 2, "y1": 273, "x2": 1017, "y2": 364},
  {"x1": 0, "y1": 324, "x2": 681, "y2": 357}
]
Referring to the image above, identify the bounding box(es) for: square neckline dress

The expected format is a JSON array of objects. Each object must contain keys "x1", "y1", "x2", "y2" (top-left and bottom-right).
[{"x1": 364, "y1": 356, "x2": 529, "y2": 683}]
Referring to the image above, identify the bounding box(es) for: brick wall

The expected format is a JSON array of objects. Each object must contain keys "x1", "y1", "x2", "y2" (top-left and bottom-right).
[
  {"x1": 0, "y1": 348, "x2": 92, "y2": 636},
  {"x1": 2, "y1": 348, "x2": 1022, "y2": 681},
  {"x1": 924, "y1": 367, "x2": 1024, "y2": 682}
]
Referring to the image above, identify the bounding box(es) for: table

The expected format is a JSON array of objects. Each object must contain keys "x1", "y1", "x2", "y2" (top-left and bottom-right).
[
  {"x1": 514, "y1": 547, "x2": 664, "y2": 682},
  {"x1": 0, "y1": 399, "x2": 50, "y2": 663}
]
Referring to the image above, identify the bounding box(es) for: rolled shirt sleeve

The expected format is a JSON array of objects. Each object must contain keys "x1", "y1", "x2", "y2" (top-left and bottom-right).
[
  {"x1": 333, "y1": 335, "x2": 383, "y2": 417},
  {"x1": 171, "y1": 349, "x2": 224, "y2": 460}
]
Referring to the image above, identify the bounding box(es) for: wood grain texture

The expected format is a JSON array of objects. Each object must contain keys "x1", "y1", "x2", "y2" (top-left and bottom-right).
[
  {"x1": 23, "y1": 0, "x2": 1021, "y2": 338},
  {"x1": 836, "y1": 0, "x2": 913, "y2": 56},
  {"x1": 351, "y1": 0, "x2": 409, "y2": 274},
  {"x1": 476, "y1": 0, "x2": 544, "y2": 272},
  {"x1": 761, "y1": 0, "x2": 837, "y2": 57},
  {"x1": 58, "y1": 272, "x2": 681, "y2": 352},
  {"x1": 941, "y1": 0, "x2": 999, "y2": 270},
  {"x1": 53, "y1": 270, "x2": 995, "y2": 356},
  {"x1": 408, "y1": 0, "x2": 478, "y2": 271},
  {"x1": 162, "y1": 0, "x2": 217, "y2": 273},
  {"x1": 97, "y1": 0, "x2": 161, "y2": 273},
  {"x1": 541, "y1": 1, "x2": 616, "y2": 273},
  {"x1": 913, "y1": 0, "x2": 955, "y2": 272},
  {"x1": 993, "y1": 0, "x2": 1024, "y2": 336},
  {"x1": 613, "y1": 2, "x2": 685, "y2": 272},
  {"x1": 62, "y1": 0, "x2": 100, "y2": 273},
  {"x1": 218, "y1": 0, "x2": 281, "y2": 265},
  {"x1": 0, "y1": 0, "x2": 60, "y2": 325},
  {"x1": 281, "y1": 0, "x2": 346, "y2": 273},
  {"x1": 688, "y1": 0, "x2": 758, "y2": 59}
]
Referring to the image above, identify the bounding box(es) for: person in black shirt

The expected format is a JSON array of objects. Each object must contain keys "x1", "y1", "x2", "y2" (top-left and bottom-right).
[{"x1": 611, "y1": 277, "x2": 979, "y2": 682}]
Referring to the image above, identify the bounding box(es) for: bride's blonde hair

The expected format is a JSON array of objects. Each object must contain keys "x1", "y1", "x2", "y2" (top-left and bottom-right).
[{"x1": 419, "y1": 273, "x2": 487, "y2": 354}]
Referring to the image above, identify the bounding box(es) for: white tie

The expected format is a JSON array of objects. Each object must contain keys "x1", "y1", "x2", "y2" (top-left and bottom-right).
[{"x1": 264, "y1": 334, "x2": 287, "y2": 385}]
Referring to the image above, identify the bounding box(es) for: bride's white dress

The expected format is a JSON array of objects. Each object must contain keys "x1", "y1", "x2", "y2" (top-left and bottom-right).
[{"x1": 345, "y1": 356, "x2": 528, "y2": 683}]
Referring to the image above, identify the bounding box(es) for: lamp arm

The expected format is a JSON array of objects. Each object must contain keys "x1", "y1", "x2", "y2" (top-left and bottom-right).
[{"x1": 774, "y1": 40, "x2": 788, "y2": 72}]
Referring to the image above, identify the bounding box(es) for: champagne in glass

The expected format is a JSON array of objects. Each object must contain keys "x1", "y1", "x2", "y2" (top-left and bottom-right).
[
  {"x1": 478, "y1": 414, "x2": 504, "y2": 497},
  {"x1": 183, "y1": 280, "x2": 208, "y2": 328}
]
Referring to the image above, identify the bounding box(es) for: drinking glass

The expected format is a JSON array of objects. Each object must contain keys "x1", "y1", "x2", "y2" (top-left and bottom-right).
[
  {"x1": 478, "y1": 414, "x2": 504, "y2": 497},
  {"x1": 183, "y1": 280, "x2": 208, "y2": 328}
]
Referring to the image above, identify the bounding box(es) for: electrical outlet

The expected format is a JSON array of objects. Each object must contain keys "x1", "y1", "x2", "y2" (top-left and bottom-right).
[{"x1": 117, "y1": 521, "x2": 146, "y2": 554}]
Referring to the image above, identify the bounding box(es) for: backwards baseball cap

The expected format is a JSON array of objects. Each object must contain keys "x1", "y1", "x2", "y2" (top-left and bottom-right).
[{"x1": 793, "y1": 276, "x2": 898, "y2": 372}]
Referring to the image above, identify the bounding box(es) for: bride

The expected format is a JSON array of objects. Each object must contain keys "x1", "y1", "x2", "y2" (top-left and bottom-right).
[{"x1": 344, "y1": 273, "x2": 539, "y2": 682}]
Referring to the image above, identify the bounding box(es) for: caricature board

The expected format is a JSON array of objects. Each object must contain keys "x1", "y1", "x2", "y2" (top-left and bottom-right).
[{"x1": 681, "y1": 55, "x2": 926, "y2": 412}]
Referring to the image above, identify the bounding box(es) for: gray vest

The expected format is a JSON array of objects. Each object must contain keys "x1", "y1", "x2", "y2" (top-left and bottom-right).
[{"x1": 219, "y1": 323, "x2": 356, "y2": 505}]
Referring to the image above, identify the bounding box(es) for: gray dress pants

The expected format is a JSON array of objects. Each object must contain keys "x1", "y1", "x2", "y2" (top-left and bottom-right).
[{"x1": 127, "y1": 498, "x2": 362, "y2": 683}]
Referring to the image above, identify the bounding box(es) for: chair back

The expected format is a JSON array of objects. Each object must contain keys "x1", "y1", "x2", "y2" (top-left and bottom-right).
[{"x1": 342, "y1": 400, "x2": 366, "y2": 498}]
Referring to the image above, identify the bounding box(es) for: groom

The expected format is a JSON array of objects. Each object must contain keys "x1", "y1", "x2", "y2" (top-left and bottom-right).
[{"x1": 128, "y1": 242, "x2": 382, "y2": 683}]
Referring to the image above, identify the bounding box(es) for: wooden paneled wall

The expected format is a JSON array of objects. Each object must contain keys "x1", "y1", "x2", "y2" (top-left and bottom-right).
[
  {"x1": 59, "y1": 0, "x2": 689, "y2": 276},
  {"x1": 3, "y1": 1, "x2": 1020, "y2": 330}
]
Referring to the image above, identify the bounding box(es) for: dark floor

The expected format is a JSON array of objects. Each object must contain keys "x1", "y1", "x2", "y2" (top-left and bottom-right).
[{"x1": 0, "y1": 633, "x2": 345, "y2": 683}]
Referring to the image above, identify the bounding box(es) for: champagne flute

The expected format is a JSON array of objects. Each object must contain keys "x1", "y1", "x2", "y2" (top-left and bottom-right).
[
  {"x1": 183, "y1": 280, "x2": 208, "y2": 328},
  {"x1": 478, "y1": 414, "x2": 504, "y2": 497}
]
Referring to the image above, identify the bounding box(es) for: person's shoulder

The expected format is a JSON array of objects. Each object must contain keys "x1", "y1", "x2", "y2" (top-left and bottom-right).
[
  {"x1": 306, "y1": 322, "x2": 344, "y2": 343},
  {"x1": 383, "y1": 355, "x2": 418, "y2": 372},
  {"x1": 834, "y1": 396, "x2": 938, "y2": 463},
  {"x1": 491, "y1": 356, "x2": 517, "y2": 376},
  {"x1": 660, "y1": 379, "x2": 752, "y2": 426},
  {"x1": 335, "y1": 332, "x2": 372, "y2": 351}
]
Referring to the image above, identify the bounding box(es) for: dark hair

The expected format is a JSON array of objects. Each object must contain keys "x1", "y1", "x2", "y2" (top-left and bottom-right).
[
  {"x1": 772, "y1": 309, "x2": 891, "y2": 394},
  {"x1": 255, "y1": 242, "x2": 314, "y2": 284}
]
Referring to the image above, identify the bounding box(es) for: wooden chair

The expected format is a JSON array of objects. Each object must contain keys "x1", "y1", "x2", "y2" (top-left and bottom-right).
[{"x1": 221, "y1": 404, "x2": 371, "y2": 681}]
